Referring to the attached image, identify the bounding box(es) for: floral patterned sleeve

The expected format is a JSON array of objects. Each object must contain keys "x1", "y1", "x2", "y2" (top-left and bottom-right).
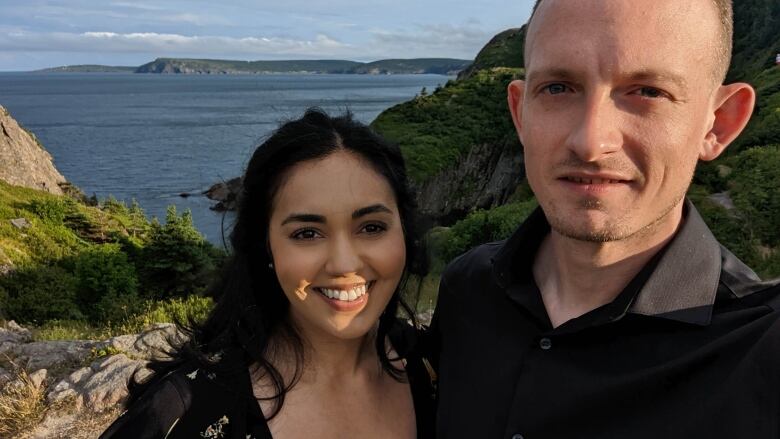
[{"x1": 99, "y1": 377, "x2": 187, "y2": 439}]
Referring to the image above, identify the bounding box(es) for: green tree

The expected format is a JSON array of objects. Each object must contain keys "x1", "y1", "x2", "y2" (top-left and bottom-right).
[
  {"x1": 139, "y1": 206, "x2": 222, "y2": 299},
  {"x1": 74, "y1": 244, "x2": 140, "y2": 322}
]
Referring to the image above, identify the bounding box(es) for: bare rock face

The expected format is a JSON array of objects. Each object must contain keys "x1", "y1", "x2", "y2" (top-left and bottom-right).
[
  {"x1": 0, "y1": 321, "x2": 186, "y2": 438},
  {"x1": 0, "y1": 105, "x2": 67, "y2": 194},
  {"x1": 415, "y1": 137, "x2": 525, "y2": 225}
]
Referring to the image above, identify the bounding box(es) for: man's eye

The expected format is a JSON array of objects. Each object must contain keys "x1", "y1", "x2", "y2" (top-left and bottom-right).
[
  {"x1": 361, "y1": 223, "x2": 387, "y2": 235},
  {"x1": 291, "y1": 228, "x2": 321, "y2": 240},
  {"x1": 543, "y1": 83, "x2": 568, "y2": 95},
  {"x1": 635, "y1": 87, "x2": 666, "y2": 99}
]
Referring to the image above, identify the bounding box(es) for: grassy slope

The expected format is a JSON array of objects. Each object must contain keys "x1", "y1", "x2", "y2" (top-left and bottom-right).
[
  {"x1": 0, "y1": 181, "x2": 143, "y2": 266},
  {"x1": 372, "y1": 68, "x2": 522, "y2": 182}
]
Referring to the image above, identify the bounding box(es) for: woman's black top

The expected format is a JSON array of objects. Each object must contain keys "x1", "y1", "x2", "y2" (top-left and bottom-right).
[{"x1": 100, "y1": 322, "x2": 436, "y2": 439}]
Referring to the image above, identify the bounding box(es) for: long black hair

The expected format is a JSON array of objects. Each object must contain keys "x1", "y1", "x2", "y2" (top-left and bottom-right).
[{"x1": 126, "y1": 108, "x2": 426, "y2": 420}]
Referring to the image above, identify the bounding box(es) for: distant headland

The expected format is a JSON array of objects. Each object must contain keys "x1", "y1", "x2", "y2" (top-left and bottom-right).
[{"x1": 34, "y1": 57, "x2": 471, "y2": 75}]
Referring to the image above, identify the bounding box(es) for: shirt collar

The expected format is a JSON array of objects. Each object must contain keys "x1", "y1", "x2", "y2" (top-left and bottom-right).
[{"x1": 491, "y1": 199, "x2": 722, "y2": 326}]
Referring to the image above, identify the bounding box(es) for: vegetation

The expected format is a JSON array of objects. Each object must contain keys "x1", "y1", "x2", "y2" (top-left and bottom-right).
[
  {"x1": 0, "y1": 180, "x2": 223, "y2": 327},
  {"x1": 457, "y1": 27, "x2": 526, "y2": 80},
  {"x1": 0, "y1": 367, "x2": 47, "y2": 437},
  {"x1": 349, "y1": 58, "x2": 471, "y2": 75},
  {"x1": 130, "y1": 57, "x2": 471, "y2": 75},
  {"x1": 372, "y1": 67, "x2": 523, "y2": 181}
]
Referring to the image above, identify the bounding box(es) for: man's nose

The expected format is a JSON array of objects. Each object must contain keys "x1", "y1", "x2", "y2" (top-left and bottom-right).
[
  {"x1": 566, "y1": 94, "x2": 622, "y2": 162},
  {"x1": 325, "y1": 234, "x2": 363, "y2": 275}
]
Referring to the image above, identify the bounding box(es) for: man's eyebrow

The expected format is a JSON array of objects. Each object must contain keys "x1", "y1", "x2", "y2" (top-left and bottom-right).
[
  {"x1": 352, "y1": 204, "x2": 392, "y2": 219},
  {"x1": 526, "y1": 68, "x2": 689, "y2": 89},
  {"x1": 627, "y1": 70, "x2": 688, "y2": 89},
  {"x1": 281, "y1": 213, "x2": 325, "y2": 225},
  {"x1": 526, "y1": 68, "x2": 579, "y2": 84}
]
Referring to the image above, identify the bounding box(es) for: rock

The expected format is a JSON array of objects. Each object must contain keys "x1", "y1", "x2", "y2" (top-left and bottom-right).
[
  {"x1": 0, "y1": 366, "x2": 12, "y2": 387},
  {"x1": 0, "y1": 105, "x2": 67, "y2": 194},
  {"x1": 80, "y1": 355, "x2": 145, "y2": 411},
  {"x1": 7, "y1": 340, "x2": 97, "y2": 371},
  {"x1": 29, "y1": 368, "x2": 48, "y2": 388},
  {"x1": 415, "y1": 138, "x2": 525, "y2": 225},
  {"x1": 204, "y1": 177, "x2": 242, "y2": 211},
  {"x1": 92, "y1": 323, "x2": 183, "y2": 361},
  {"x1": 0, "y1": 319, "x2": 33, "y2": 344},
  {"x1": 131, "y1": 323, "x2": 182, "y2": 360},
  {"x1": 708, "y1": 192, "x2": 736, "y2": 211},
  {"x1": 48, "y1": 354, "x2": 147, "y2": 412},
  {"x1": 10, "y1": 217, "x2": 31, "y2": 229}
]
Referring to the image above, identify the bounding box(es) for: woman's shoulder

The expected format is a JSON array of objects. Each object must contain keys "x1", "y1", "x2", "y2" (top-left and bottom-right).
[{"x1": 100, "y1": 355, "x2": 256, "y2": 438}]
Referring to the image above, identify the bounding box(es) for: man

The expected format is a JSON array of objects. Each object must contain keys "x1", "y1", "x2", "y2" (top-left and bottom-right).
[{"x1": 429, "y1": 0, "x2": 779, "y2": 437}]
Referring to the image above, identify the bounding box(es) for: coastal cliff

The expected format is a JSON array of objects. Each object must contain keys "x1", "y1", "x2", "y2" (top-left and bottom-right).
[{"x1": 0, "y1": 106, "x2": 67, "y2": 195}]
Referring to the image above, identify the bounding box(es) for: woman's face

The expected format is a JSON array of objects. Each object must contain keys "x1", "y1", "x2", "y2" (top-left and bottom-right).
[{"x1": 267, "y1": 150, "x2": 406, "y2": 341}]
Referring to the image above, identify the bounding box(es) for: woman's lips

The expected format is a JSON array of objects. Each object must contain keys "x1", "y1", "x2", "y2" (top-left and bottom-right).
[{"x1": 314, "y1": 281, "x2": 373, "y2": 311}]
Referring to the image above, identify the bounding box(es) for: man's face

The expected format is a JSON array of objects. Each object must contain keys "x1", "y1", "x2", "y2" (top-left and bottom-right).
[{"x1": 512, "y1": 0, "x2": 723, "y2": 242}]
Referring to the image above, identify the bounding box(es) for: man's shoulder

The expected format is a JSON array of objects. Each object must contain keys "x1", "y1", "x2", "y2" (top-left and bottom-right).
[{"x1": 441, "y1": 240, "x2": 506, "y2": 285}]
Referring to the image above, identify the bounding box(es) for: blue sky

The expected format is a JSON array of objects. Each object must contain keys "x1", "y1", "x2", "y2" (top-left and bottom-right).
[{"x1": 0, "y1": 0, "x2": 535, "y2": 71}]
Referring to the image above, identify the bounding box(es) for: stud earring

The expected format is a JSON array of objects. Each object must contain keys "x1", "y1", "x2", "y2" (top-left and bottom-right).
[{"x1": 268, "y1": 262, "x2": 274, "y2": 270}]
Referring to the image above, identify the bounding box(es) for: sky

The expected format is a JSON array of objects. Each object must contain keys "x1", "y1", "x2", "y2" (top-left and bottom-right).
[{"x1": 0, "y1": 0, "x2": 536, "y2": 71}]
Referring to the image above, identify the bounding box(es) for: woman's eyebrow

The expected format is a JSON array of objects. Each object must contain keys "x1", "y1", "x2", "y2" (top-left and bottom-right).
[
  {"x1": 352, "y1": 204, "x2": 392, "y2": 219},
  {"x1": 281, "y1": 213, "x2": 325, "y2": 225}
]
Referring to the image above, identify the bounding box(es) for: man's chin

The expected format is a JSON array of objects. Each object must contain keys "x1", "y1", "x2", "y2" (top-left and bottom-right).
[{"x1": 546, "y1": 213, "x2": 633, "y2": 243}]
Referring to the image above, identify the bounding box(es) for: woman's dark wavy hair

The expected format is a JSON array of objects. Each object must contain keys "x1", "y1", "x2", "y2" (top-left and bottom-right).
[{"x1": 126, "y1": 108, "x2": 426, "y2": 420}]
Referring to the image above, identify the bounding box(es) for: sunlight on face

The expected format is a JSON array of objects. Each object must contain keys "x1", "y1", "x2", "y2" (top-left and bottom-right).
[
  {"x1": 267, "y1": 150, "x2": 406, "y2": 342},
  {"x1": 517, "y1": 0, "x2": 723, "y2": 242}
]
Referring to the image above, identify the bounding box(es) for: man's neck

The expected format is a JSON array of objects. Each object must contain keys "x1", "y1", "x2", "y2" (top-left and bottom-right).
[{"x1": 532, "y1": 205, "x2": 684, "y2": 328}]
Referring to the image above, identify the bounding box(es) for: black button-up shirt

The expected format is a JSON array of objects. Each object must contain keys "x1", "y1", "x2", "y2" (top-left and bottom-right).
[{"x1": 429, "y1": 200, "x2": 780, "y2": 438}]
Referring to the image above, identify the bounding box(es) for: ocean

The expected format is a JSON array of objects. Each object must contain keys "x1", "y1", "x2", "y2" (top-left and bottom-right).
[{"x1": 0, "y1": 72, "x2": 449, "y2": 246}]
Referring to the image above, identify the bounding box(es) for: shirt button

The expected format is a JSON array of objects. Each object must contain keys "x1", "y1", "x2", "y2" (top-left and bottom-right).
[
  {"x1": 511, "y1": 434, "x2": 524, "y2": 439},
  {"x1": 539, "y1": 337, "x2": 552, "y2": 350}
]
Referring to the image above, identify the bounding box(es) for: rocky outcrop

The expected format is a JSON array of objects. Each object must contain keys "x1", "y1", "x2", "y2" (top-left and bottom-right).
[
  {"x1": 204, "y1": 177, "x2": 242, "y2": 211},
  {"x1": 0, "y1": 105, "x2": 67, "y2": 195},
  {"x1": 0, "y1": 321, "x2": 185, "y2": 438},
  {"x1": 416, "y1": 137, "x2": 525, "y2": 225}
]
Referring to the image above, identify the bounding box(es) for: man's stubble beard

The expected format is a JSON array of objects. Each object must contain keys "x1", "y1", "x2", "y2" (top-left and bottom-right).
[{"x1": 543, "y1": 191, "x2": 687, "y2": 244}]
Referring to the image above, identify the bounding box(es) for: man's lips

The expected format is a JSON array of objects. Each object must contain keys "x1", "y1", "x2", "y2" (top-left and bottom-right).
[{"x1": 559, "y1": 173, "x2": 633, "y2": 185}]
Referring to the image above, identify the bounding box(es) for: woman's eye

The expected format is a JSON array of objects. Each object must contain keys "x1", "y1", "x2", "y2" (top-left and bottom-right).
[
  {"x1": 543, "y1": 83, "x2": 568, "y2": 95},
  {"x1": 291, "y1": 228, "x2": 321, "y2": 240},
  {"x1": 361, "y1": 223, "x2": 387, "y2": 235}
]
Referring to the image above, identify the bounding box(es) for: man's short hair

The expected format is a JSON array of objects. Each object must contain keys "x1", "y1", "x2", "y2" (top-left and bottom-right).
[{"x1": 527, "y1": 0, "x2": 733, "y2": 83}]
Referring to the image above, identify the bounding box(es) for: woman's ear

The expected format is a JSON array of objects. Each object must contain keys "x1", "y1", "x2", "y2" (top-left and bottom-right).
[{"x1": 700, "y1": 82, "x2": 756, "y2": 161}]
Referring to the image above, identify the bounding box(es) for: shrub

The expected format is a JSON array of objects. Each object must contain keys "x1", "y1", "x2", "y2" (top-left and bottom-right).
[
  {"x1": 26, "y1": 198, "x2": 70, "y2": 224},
  {"x1": 74, "y1": 244, "x2": 140, "y2": 322},
  {"x1": 0, "y1": 265, "x2": 82, "y2": 324},
  {"x1": 728, "y1": 145, "x2": 780, "y2": 247},
  {"x1": 0, "y1": 368, "x2": 47, "y2": 436},
  {"x1": 138, "y1": 206, "x2": 222, "y2": 299},
  {"x1": 436, "y1": 199, "x2": 538, "y2": 264}
]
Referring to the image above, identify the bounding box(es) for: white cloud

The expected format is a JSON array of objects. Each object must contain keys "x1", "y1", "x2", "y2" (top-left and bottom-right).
[
  {"x1": 0, "y1": 30, "x2": 353, "y2": 57},
  {"x1": 0, "y1": 21, "x2": 498, "y2": 62}
]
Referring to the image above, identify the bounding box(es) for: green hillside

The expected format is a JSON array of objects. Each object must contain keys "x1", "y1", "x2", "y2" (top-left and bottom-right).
[
  {"x1": 135, "y1": 58, "x2": 362, "y2": 74},
  {"x1": 350, "y1": 58, "x2": 471, "y2": 75},
  {"x1": 35, "y1": 65, "x2": 136, "y2": 73},
  {"x1": 373, "y1": 68, "x2": 521, "y2": 182},
  {"x1": 0, "y1": 180, "x2": 222, "y2": 327}
]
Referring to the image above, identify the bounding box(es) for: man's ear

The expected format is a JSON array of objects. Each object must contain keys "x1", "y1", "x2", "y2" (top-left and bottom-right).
[
  {"x1": 507, "y1": 80, "x2": 526, "y2": 142},
  {"x1": 700, "y1": 82, "x2": 756, "y2": 161}
]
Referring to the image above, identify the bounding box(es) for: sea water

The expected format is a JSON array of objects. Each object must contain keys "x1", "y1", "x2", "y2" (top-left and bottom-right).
[{"x1": 0, "y1": 72, "x2": 449, "y2": 246}]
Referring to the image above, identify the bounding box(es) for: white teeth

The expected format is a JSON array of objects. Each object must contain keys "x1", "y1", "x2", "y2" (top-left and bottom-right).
[{"x1": 318, "y1": 284, "x2": 370, "y2": 302}]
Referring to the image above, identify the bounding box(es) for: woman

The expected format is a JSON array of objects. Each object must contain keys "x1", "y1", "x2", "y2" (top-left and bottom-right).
[{"x1": 100, "y1": 109, "x2": 434, "y2": 438}]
